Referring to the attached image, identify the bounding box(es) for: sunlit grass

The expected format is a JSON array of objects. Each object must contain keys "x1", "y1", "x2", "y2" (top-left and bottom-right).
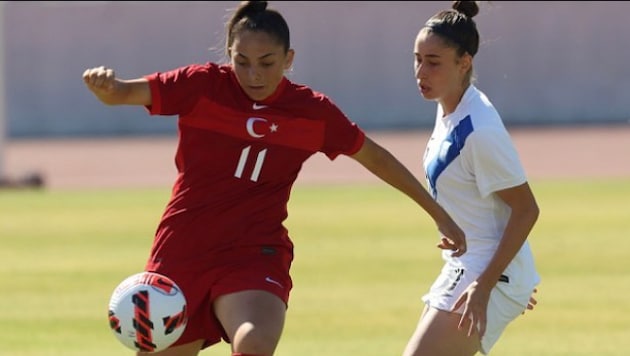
[{"x1": 1, "y1": 179, "x2": 629, "y2": 355}]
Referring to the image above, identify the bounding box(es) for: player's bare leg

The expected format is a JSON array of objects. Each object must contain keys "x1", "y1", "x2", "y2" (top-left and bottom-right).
[
  {"x1": 403, "y1": 306, "x2": 481, "y2": 356},
  {"x1": 137, "y1": 339, "x2": 204, "y2": 356},
  {"x1": 215, "y1": 290, "x2": 286, "y2": 355}
]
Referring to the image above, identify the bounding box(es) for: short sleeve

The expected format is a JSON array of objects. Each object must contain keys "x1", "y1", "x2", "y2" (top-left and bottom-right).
[
  {"x1": 144, "y1": 63, "x2": 220, "y2": 116},
  {"x1": 316, "y1": 96, "x2": 365, "y2": 160},
  {"x1": 462, "y1": 128, "x2": 527, "y2": 198}
]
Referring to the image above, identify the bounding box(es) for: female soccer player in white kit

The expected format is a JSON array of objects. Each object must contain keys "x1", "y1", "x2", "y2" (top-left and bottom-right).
[{"x1": 402, "y1": 2, "x2": 540, "y2": 355}]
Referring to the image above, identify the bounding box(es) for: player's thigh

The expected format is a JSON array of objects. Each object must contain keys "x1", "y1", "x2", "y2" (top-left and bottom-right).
[
  {"x1": 214, "y1": 290, "x2": 286, "y2": 342},
  {"x1": 137, "y1": 339, "x2": 204, "y2": 356},
  {"x1": 404, "y1": 306, "x2": 480, "y2": 356}
]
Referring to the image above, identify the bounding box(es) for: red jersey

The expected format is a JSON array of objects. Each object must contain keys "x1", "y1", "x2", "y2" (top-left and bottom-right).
[{"x1": 143, "y1": 62, "x2": 365, "y2": 271}]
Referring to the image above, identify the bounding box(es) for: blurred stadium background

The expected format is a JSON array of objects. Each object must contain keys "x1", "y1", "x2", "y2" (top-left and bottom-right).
[{"x1": 1, "y1": 1, "x2": 629, "y2": 188}]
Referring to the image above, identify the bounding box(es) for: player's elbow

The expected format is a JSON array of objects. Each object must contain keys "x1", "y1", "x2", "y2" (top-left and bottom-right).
[{"x1": 527, "y1": 200, "x2": 540, "y2": 226}]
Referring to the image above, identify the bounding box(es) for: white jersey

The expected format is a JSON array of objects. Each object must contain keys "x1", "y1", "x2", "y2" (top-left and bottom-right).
[{"x1": 422, "y1": 84, "x2": 539, "y2": 291}]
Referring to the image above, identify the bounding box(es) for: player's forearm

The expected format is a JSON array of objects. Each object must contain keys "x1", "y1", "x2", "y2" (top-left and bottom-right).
[
  {"x1": 356, "y1": 143, "x2": 443, "y2": 220},
  {"x1": 477, "y1": 205, "x2": 539, "y2": 289},
  {"x1": 99, "y1": 79, "x2": 151, "y2": 106},
  {"x1": 92, "y1": 79, "x2": 130, "y2": 105}
]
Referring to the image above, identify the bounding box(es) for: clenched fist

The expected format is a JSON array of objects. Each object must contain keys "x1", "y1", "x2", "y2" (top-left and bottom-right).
[{"x1": 83, "y1": 66, "x2": 117, "y2": 96}]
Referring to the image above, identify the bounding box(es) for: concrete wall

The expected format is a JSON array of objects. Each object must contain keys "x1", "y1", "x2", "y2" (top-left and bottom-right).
[{"x1": 4, "y1": 1, "x2": 629, "y2": 138}]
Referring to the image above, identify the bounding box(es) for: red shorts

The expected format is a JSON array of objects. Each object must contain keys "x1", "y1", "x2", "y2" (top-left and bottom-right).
[{"x1": 146, "y1": 245, "x2": 294, "y2": 348}]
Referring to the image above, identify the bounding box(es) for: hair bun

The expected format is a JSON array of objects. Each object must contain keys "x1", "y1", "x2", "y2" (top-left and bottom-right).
[
  {"x1": 452, "y1": 1, "x2": 479, "y2": 18},
  {"x1": 242, "y1": 1, "x2": 268, "y2": 14}
]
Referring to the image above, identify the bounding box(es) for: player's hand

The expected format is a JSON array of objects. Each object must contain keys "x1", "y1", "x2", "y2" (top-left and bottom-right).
[
  {"x1": 436, "y1": 218, "x2": 466, "y2": 257},
  {"x1": 522, "y1": 288, "x2": 538, "y2": 314},
  {"x1": 452, "y1": 280, "x2": 491, "y2": 339},
  {"x1": 82, "y1": 66, "x2": 117, "y2": 96}
]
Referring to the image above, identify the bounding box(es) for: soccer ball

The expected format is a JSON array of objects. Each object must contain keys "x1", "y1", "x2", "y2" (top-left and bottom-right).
[{"x1": 108, "y1": 271, "x2": 188, "y2": 353}]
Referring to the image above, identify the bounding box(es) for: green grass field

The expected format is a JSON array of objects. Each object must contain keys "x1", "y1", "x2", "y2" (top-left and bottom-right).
[{"x1": 1, "y1": 179, "x2": 629, "y2": 355}]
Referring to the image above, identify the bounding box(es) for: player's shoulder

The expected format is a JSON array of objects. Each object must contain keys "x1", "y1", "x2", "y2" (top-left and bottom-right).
[
  {"x1": 283, "y1": 80, "x2": 340, "y2": 111},
  {"x1": 286, "y1": 80, "x2": 326, "y2": 100},
  {"x1": 463, "y1": 86, "x2": 496, "y2": 112},
  {"x1": 462, "y1": 88, "x2": 500, "y2": 124},
  {"x1": 177, "y1": 62, "x2": 231, "y2": 77},
  {"x1": 455, "y1": 88, "x2": 507, "y2": 142}
]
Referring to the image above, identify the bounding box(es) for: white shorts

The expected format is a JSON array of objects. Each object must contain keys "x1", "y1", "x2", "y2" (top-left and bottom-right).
[{"x1": 421, "y1": 263, "x2": 536, "y2": 354}]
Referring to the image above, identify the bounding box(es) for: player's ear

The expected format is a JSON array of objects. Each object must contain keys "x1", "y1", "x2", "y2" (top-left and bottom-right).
[
  {"x1": 284, "y1": 49, "x2": 295, "y2": 71},
  {"x1": 458, "y1": 53, "x2": 472, "y2": 76}
]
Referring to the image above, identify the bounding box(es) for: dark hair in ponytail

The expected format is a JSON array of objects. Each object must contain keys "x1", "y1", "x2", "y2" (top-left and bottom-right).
[{"x1": 225, "y1": 1, "x2": 290, "y2": 56}]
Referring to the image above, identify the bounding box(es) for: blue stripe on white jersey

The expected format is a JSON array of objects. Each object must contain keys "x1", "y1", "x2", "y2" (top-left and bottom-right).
[{"x1": 425, "y1": 116, "x2": 474, "y2": 198}]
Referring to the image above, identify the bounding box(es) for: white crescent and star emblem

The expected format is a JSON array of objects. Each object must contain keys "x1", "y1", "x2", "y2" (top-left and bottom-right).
[{"x1": 246, "y1": 117, "x2": 279, "y2": 138}]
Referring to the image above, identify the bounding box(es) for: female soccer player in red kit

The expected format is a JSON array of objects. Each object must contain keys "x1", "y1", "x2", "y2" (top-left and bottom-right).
[{"x1": 83, "y1": 2, "x2": 466, "y2": 355}]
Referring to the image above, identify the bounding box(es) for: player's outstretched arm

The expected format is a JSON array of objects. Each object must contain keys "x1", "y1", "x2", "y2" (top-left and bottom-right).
[
  {"x1": 82, "y1": 66, "x2": 151, "y2": 106},
  {"x1": 350, "y1": 136, "x2": 466, "y2": 256}
]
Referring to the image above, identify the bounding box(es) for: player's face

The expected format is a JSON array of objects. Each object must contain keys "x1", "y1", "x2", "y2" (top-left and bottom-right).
[
  {"x1": 414, "y1": 30, "x2": 471, "y2": 109},
  {"x1": 230, "y1": 30, "x2": 294, "y2": 102}
]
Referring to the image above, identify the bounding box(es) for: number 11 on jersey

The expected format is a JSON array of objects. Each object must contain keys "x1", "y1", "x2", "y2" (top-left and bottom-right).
[{"x1": 234, "y1": 146, "x2": 267, "y2": 182}]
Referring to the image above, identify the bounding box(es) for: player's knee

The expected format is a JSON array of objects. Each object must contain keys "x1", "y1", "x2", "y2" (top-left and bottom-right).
[{"x1": 232, "y1": 322, "x2": 281, "y2": 355}]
